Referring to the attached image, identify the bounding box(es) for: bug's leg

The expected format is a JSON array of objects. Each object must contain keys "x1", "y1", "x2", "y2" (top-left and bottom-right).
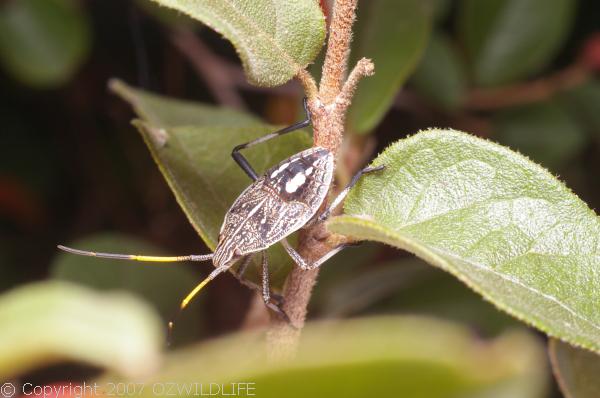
[
  {"x1": 317, "y1": 164, "x2": 386, "y2": 223},
  {"x1": 235, "y1": 255, "x2": 253, "y2": 279},
  {"x1": 280, "y1": 238, "x2": 349, "y2": 271},
  {"x1": 57, "y1": 245, "x2": 213, "y2": 263},
  {"x1": 231, "y1": 98, "x2": 311, "y2": 180},
  {"x1": 230, "y1": 255, "x2": 284, "y2": 304},
  {"x1": 259, "y1": 251, "x2": 291, "y2": 322}
]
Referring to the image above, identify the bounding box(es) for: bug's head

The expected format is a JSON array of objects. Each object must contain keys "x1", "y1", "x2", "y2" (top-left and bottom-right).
[{"x1": 212, "y1": 242, "x2": 242, "y2": 268}]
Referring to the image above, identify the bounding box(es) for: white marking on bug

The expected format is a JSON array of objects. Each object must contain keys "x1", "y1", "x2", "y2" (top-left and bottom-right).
[
  {"x1": 285, "y1": 173, "x2": 306, "y2": 193},
  {"x1": 270, "y1": 162, "x2": 290, "y2": 178},
  {"x1": 305, "y1": 167, "x2": 314, "y2": 175}
]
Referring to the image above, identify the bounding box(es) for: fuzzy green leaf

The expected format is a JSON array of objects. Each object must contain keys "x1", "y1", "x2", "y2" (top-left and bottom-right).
[
  {"x1": 460, "y1": 0, "x2": 576, "y2": 86},
  {"x1": 100, "y1": 316, "x2": 548, "y2": 398},
  {"x1": 328, "y1": 129, "x2": 600, "y2": 352},
  {"x1": 0, "y1": 0, "x2": 90, "y2": 87},
  {"x1": 0, "y1": 281, "x2": 163, "y2": 379},
  {"x1": 347, "y1": 0, "x2": 430, "y2": 133},
  {"x1": 112, "y1": 80, "x2": 311, "y2": 287},
  {"x1": 550, "y1": 339, "x2": 600, "y2": 398},
  {"x1": 148, "y1": 0, "x2": 325, "y2": 86}
]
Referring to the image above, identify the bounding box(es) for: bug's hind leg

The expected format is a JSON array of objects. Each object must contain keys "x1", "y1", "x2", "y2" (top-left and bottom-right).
[
  {"x1": 231, "y1": 98, "x2": 311, "y2": 181},
  {"x1": 259, "y1": 251, "x2": 291, "y2": 323},
  {"x1": 232, "y1": 255, "x2": 284, "y2": 305},
  {"x1": 281, "y1": 238, "x2": 351, "y2": 271},
  {"x1": 317, "y1": 164, "x2": 385, "y2": 223}
]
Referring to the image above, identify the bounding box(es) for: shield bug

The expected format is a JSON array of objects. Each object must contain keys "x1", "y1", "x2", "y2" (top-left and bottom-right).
[{"x1": 58, "y1": 99, "x2": 384, "y2": 327}]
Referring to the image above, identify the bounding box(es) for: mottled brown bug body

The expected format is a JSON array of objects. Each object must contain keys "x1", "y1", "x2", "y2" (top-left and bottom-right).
[
  {"x1": 58, "y1": 99, "x2": 384, "y2": 330},
  {"x1": 213, "y1": 146, "x2": 334, "y2": 267}
]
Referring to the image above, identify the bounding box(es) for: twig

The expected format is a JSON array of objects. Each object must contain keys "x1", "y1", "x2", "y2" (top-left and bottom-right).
[
  {"x1": 337, "y1": 58, "x2": 374, "y2": 108},
  {"x1": 268, "y1": 0, "x2": 372, "y2": 360},
  {"x1": 319, "y1": 0, "x2": 357, "y2": 103},
  {"x1": 170, "y1": 28, "x2": 247, "y2": 110},
  {"x1": 466, "y1": 62, "x2": 590, "y2": 111}
]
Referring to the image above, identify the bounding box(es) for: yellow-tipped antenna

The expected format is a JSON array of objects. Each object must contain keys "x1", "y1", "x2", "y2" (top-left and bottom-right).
[
  {"x1": 167, "y1": 265, "x2": 230, "y2": 346},
  {"x1": 181, "y1": 266, "x2": 228, "y2": 310},
  {"x1": 57, "y1": 245, "x2": 213, "y2": 263}
]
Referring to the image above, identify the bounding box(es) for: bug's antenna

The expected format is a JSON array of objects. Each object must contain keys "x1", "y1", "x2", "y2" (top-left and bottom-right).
[
  {"x1": 167, "y1": 265, "x2": 230, "y2": 346},
  {"x1": 57, "y1": 245, "x2": 213, "y2": 263}
]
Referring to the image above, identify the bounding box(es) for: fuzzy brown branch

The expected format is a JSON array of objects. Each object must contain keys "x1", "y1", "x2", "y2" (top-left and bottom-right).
[
  {"x1": 267, "y1": 0, "x2": 371, "y2": 361},
  {"x1": 296, "y1": 69, "x2": 319, "y2": 100},
  {"x1": 337, "y1": 58, "x2": 374, "y2": 108},
  {"x1": 319, "y1": 0, "x2": 358, "y2": 103}
]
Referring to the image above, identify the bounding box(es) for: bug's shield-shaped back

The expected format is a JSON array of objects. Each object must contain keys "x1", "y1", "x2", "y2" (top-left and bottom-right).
[{"x1": 213, "y1": 147, "x2": 334, "y2": 267}]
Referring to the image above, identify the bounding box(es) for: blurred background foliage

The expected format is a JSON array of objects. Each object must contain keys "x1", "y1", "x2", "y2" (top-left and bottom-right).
[{"x1": 0, "y1": 0, "x2": 598, "y2": 396}]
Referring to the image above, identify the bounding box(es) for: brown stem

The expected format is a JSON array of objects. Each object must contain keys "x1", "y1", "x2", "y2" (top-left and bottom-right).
[
  {"x1": 466, "y1": 62, "x2": 590, "y2": 111},
  {"x1": 267, "y1": 0, "x2": 370, "y2": 360},
  {"x1": 319, "y1": 0, "x2": 358, "y2": 103}
]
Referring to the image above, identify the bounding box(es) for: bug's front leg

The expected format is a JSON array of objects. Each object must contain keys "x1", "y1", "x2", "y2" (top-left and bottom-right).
[
  {"x1": 280, "y1": 238, "x2": 351, "y2": 271},
  {"x1": 231, "y1": 98, "x2": 311, "y2": 181},
  {"x1": 317, "y1": 164, "x2": 385, "y2": 223}
]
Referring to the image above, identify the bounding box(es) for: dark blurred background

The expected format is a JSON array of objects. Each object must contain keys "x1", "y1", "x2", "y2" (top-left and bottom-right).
[{"x1": 0, "y1": 0, "x2": 598, "y2": 390}]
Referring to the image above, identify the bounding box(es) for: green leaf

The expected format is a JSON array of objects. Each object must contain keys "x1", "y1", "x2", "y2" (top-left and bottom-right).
[
  {"x1": 412, "y1": 32, "x2": 467, "y2": 110},
  {"x1": 347, "y1": 0, "x2": 430, "y2": 133},
  {"x1": 550, "y1": 339, "x2": 600, "y2": 398},
  {"x1": 112, "y1": 81, "x2": 311, "y2": 287},
  {"x1": 51, "y1": 233, "x2": 205, "y2": 345},
  {"x1": 494, "y1": 101, "x2": 587, "y2": 171},
  {"x1": 148, "y1": 0, "x2": 325, "y2": 87},
  {"x1": 0, "y1": 281, "x2": 163, "y2": 379},
  {"x1": 0, "y1": 0, "x2": 90, "y2": 87},
  {"x1": 328, "y1": 129, "x2": 600, "y2": 353},
  {"x1": 101, "y1": 316, "x2": 548, "y2": 398},
  {"x1": 459, "y1": 0, "x2": 576, "y2": 86},
  {"x1": 109, "y1": 79, "x2": 258, "y2": 128}
]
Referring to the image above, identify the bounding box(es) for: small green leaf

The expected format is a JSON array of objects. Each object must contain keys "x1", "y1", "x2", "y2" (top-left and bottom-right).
[
  {"x1": 494, "y1": 101, "x2": 587, "y2": 170},
  {"x1": 412, "y1": 32, "x2": 467, "y2": 110},
  {"x1": 347, "y1": 0, "x2": 430, "y2": 133},
  {"x1": 101, "y1": 316, "x2": 548, "y2": 398},
  {"x1": 0, "y1": 0, "x2": 90, "y2": 87},
  {"x1": 148, "y1": 0, "x2": 325, "y2": 87},
  {"x1": 460, "y1": 0, "x2": 576, "y2": 86},
  {"x1": 109, "y1": 79, "x2": 258, "y2": 128},
  {"x1": 0, "y1": 281, "x2": 163, "y2": 379},
  {"x1": 328, "y1": 129, "x2": 600, "y2": 352},
  {"x1": 550, "y1": 339, "x2": 600, "y2": 398},
  {"x1": 51, "y1": 233, "x2": 205, "y2": 345},
  {"x1": 112, "y1": 81, "x2": 311, "y2": 287}
]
